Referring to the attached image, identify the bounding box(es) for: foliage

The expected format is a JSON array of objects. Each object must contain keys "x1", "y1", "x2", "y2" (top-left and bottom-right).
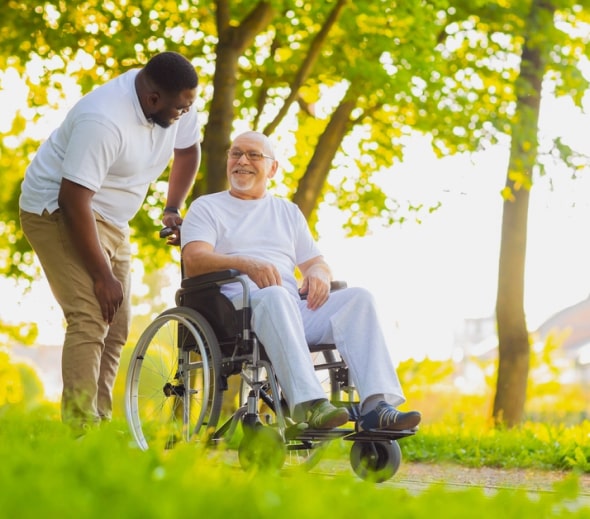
[
  {"x1": 1, "y1": 334, "x2": 589, "y2": 519},
  {"x1": 3, "y1": 0, "x2": 588, "y2": 282},
  {"x1": 0, "y1": 407, "x2": 588, "y2": 518},
  {"x1": 403, "y1": 421, "x2": 590, "y2": 472},
  {"x1": 396, "y1": 338, "x2": 590, "y2": 426},
  {"x1": 3, "y1": 310, "x2": 588, "y2": 430},
  {"x1": 0, "y1": 319, "x2": 38, "y2": 346},
  {"x1": 0, "y1": 349, "x2": 45, "y2": 409},
  {"x1": 3, "y1": 324, "x2": 589, "y2": 472},
  {"x1": 3, "y1": 0, "x2": 590, "y2": 430}
]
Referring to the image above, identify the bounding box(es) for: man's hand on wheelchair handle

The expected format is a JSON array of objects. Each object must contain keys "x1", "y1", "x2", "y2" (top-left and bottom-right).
[{"x1": 160, "y1": 218, "x2": 182, "y2": 246}]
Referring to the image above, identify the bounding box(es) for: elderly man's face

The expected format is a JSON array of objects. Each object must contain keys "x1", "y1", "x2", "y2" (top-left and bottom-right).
[{"x1": 226, "y1": 133, "x2": 277, "y2": 200}]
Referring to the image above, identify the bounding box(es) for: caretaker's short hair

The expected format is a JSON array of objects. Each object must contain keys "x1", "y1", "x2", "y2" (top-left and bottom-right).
[{"x1": 144, "y1": 52, "x2": 198, "y2": 94}]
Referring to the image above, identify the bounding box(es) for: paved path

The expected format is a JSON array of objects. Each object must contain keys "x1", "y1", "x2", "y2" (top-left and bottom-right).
[
  {"x1": 223, "y1": 448, "x2": 590, "y2": 505},
  {"x1": 392, "y1": 462, "x2": 590, "y2": 493},
  {"x1": 311, "y1": 460, "x2": 590, "y2": 507}
]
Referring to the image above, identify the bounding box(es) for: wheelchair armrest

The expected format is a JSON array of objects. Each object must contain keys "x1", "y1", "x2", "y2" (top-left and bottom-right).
[
  {"x1": 330, "y1": 280, "x2": 347, "y2": 291},
  {"x1": 181, "y1": 269, "x2": 242, "y2": 289},
  {"x1": 181, "y1": 271, "x2": 346, "y2": 302},
  {"x1": 300, "y1": 280, "x2": 347, "y2": 300}
]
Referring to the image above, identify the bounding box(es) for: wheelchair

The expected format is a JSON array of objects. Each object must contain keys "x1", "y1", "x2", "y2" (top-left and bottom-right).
[{"x1": 124, "y1": 232, "x2": 417, "y2": 482}]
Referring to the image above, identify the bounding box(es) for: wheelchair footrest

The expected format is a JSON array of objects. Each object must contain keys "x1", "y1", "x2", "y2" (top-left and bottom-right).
[
  {"x1": 343, "y1": 428, "x2": 417, "y2": 442},
  {"x1": 285, "y1": 425, "x2": 417, "y2": 443},
  {"x1": 290, "y1": 427, "x2": 353, "y2": 442}
]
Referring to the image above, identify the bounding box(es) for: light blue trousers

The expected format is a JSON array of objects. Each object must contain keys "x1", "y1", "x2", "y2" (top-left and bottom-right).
[{"x1": 243, "y1": 285, "x2": 406, "y2": 418}]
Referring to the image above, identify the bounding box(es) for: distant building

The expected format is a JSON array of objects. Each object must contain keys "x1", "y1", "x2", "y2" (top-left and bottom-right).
[
  {"x1": 453, "y1": 296, "x2": 590, "y2": 384},
  {"x1": 533, "y1": 295, "x2": 590, "y2": 383},
  {"x1": 454, "y1": 314, "x2": 497, "y2": 360}
]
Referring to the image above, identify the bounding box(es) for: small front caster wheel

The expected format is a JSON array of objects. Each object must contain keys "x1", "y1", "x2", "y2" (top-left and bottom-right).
[
  {"x1": 238, "y1": 426, "x2": 286, "y2": 471},
  {"x1": 350, "y1": 440, "x2": 402, "y2": 482}
]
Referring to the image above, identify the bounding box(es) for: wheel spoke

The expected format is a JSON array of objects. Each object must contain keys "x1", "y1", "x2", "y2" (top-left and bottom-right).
[{"x1": 125, "y1": 307, "x2": 223, "y2": 450}]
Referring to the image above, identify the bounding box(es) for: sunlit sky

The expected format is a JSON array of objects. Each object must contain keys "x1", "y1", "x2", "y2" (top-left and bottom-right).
[
  {"x1": 2, "y1": 66, "x2": 590, "y2": 367},
  {"x1": 319, "y1": 132, "x2": 590, "y2": 362}
]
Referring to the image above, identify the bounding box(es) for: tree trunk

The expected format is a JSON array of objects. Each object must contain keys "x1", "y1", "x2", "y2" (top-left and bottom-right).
[
  {"x1": 194, "y1": 0, "x2": 275, "y2": 199},
  {"x1": 493, "y1": 0, "x2": 553, "y2": 427},
  {"x1": 198, "y1": 42, "x2": 241, "y2": 196},
  {"x1": 494, "y1": 183, "x2": 531, "y2": 426},
  {"x1": 292, "y1": 98, "x2": 356, "y2": 218}
]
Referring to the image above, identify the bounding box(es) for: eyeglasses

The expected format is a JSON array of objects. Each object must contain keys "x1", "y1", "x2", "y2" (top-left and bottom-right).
[{"x1": 227, "y1": 149, "x2": 274, "y2": 162}]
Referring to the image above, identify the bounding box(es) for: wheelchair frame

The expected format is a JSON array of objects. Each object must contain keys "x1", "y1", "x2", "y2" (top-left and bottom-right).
[{"x1": 125, "y1": 258, "x2": 416, "y2": 482}]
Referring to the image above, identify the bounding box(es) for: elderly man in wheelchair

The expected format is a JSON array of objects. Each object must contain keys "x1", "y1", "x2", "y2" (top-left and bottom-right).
[{"x1": 125, "y1": 130, "x2": 420, "y2": 481}]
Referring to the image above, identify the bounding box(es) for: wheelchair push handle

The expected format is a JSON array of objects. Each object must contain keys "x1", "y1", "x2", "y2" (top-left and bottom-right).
[
  {"x1": 160, "y1": 224, "x2": 184, "y2": 246},
  {"x1": 160, "y1": 226, "x2": 179, "y2": 239}
]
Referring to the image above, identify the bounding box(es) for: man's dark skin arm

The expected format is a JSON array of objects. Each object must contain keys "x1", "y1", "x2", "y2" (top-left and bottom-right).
[
  {"x1": 58, "y1": 178, "x2": 123, "y2": 324},
  {"x1": 162, "y1": 143, "x2": 200, "y2": 243}
]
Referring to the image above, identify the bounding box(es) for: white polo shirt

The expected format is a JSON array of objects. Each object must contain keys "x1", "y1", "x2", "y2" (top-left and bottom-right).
[{"x1": 19, "y1": 68, "x2": 199, "y2": 228}]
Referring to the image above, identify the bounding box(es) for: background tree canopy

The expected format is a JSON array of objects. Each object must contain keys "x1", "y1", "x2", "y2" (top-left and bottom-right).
[
  {"x1": 1, "y1": 0, "x2": 590, "y2": 424},
  {"x1": 0, "y1": 0, "x2": 539, "y2": 277}
]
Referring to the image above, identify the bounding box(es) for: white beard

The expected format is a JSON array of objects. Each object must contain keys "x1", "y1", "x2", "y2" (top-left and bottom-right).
[{"x1": 229, "y1": 172, "x2": 257, "y2": 193}]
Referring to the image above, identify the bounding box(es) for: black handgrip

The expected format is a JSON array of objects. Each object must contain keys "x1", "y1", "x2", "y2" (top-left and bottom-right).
[{"x1": 160, "y1": 226, "x2": 177, "y2": 239}]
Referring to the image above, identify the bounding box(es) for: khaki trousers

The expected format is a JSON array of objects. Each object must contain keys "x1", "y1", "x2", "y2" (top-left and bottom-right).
[{"x1": 20, "y1": 209, "x2": 131, "y2": 428}]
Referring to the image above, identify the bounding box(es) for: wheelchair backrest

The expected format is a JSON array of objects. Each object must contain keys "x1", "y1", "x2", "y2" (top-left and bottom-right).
[{"x1": 177, "y1": 284, "x2": 242, "y2": 346}]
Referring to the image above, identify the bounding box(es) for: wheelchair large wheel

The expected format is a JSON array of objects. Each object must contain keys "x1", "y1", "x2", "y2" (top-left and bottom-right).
[
  {"x1": 350, "y1": 440, "x2": 402, "y2": 483},
  {"x1": 284, "y1": 434, "x2": 330, "y2": 472},
  {"x1": 125, "y1": 307, "x2": 223, "y2": 450}
]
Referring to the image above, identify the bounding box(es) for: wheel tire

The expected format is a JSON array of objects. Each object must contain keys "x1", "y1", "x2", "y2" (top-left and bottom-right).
[
  {"x1": 125, "y1": 307, "x2": 223, "y2": 450},
  {"x1": 238, "y1": 371, "x2": 326, "y2": 472},
  {"x1": 238, "y1": 425, "x2": 286, "y2": 471},
  {"x1": 350, "y1": 440, "x2": 402, "y2": 482}
]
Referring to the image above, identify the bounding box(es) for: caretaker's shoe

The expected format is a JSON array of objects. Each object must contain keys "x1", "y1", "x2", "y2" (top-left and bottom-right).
[
  {"x1": 307, "y1": 400, "x2": 349, "y2": 429},
  {"x1": 359, "y1": 401, "x2": 421, "y2": 431}
]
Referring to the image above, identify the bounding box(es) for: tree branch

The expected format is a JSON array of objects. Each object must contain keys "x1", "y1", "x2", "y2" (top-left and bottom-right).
[{"x1": 263, "y1": 0, "x2": 348, "y2": 135}]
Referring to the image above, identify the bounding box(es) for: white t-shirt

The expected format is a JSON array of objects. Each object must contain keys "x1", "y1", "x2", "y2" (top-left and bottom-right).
[
  {"x1": 19, "y1": 69, "x2": 199, "y2": 228},
  {"x1": 180, "y1": 191, "x2": 322, "y2": 300}
]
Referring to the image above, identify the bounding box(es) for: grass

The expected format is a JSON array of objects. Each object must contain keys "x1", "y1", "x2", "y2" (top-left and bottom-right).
[
  {"x1": 402, "y1": 421, "x2": 590, "y2": 471},
  {"x1": 2, "y1": 350, "x2": 589, "y2": 517},
  {"x1": 1, "y1": 403, "x2": 588, "y2": 519}
]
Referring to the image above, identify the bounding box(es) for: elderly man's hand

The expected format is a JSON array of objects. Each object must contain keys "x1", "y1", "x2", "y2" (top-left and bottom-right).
[
  {"x1": 300, "y1": 272, "x2": 331, "y2": 310},
  {"x1": 244, "y1": 258, "x2": 282, "y2": 288}
]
